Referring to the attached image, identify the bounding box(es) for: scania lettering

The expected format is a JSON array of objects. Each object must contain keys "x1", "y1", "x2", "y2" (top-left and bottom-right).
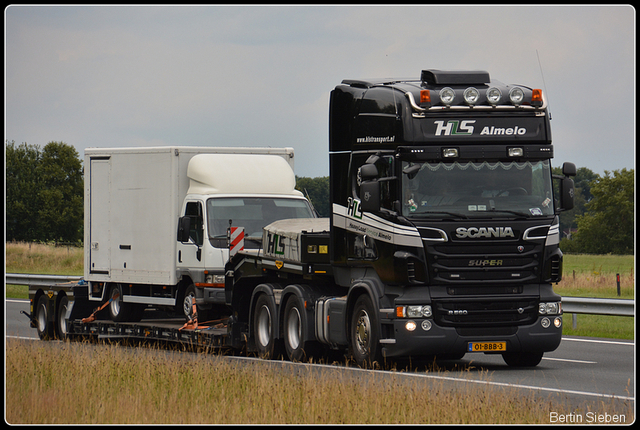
[
  {"x1": 456, "y1": 227, "x2": 515, "y2": 238},
  {"x1": 29, "y1": 69, "x2": 575, "y2": 370}
]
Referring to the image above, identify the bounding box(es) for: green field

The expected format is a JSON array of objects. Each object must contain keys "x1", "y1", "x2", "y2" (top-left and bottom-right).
[{"x1": 5, "y1": 242, "x2": 635, "y2": 339}]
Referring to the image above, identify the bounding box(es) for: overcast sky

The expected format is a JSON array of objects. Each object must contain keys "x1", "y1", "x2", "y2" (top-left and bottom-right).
[{"x1": 5, "y1": 5, "x2": 635, "y2": 178}]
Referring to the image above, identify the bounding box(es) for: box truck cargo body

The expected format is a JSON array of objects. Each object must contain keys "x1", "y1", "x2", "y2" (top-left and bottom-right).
[{"x1": 84, "y1": 146, "x2": 314, "y2": 322}]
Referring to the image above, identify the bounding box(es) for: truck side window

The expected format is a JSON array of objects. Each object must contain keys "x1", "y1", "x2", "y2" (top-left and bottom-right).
[{"x1": 184, "y1": 202, "x2": 204, "y2": 246}]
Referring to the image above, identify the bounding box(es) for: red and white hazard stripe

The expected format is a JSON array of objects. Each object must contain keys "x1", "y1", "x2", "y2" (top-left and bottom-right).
[{"x1": 229, "y1": 227, "x2": 244, "y2": 256}]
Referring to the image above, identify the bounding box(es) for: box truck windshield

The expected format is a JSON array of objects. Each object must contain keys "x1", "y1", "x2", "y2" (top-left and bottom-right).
[
  {"x1": 401, "y1": 159, "x2": 555, "y2": 218},
  {"x1": 207, "y1": 197, "x2": 315, "y2": 248}
]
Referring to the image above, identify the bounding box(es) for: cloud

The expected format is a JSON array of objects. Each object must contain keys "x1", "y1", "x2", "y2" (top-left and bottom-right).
[{"x1": 5, "y1": 5, "x2": 635, "y2": 177}]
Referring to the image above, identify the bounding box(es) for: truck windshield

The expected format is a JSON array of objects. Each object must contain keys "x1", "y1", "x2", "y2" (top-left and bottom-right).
[
  {"x1": 401, "y1": 160, "x2": 554, "y2": 218},
  {"x1": 207, "y1": 197, "x2": 314, "y2": 248}
]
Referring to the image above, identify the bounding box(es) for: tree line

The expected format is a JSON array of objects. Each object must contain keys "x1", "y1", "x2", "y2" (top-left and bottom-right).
[{"x1": 5, "y1": 140, "x2": 634, "y2": 254}]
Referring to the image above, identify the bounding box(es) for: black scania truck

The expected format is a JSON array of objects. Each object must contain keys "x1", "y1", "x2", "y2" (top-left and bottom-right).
[
  {"x1": 225, "y1": 69, "x2": 576, "y2": 367},
  {"x1": 32, "y1": 69, "x2": 576, "y2": 368}
]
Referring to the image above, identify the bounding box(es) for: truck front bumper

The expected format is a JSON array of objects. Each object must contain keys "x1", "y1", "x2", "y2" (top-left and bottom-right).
[{"x1": 380, "y1": 316, "x2": 562, "y2": 359}]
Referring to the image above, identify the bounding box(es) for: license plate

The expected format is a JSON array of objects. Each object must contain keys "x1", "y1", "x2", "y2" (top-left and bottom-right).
[{"x1": 468, "y1": 341, "x2": 507, "y2": 352}]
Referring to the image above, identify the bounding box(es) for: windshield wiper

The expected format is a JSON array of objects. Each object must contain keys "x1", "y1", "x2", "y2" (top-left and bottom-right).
[
  {"x1": 487, "y1": 209, "x2": 530, "y2": 218},
  {"x1": 411, "y1": 211, "x2": 468, "y2": 219}
]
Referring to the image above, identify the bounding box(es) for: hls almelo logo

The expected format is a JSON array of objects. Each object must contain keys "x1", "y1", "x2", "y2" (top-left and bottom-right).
[{"x1": 434, "y1": 120, "x2": 527, "y2": 136}]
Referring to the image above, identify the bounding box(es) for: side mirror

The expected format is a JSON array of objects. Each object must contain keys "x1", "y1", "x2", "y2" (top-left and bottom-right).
[
  {"x1": 562, "y1": 162, "x2": 577, "y2": 177},
  {"x1": 177, "y1": 216, "x2": 191, "y2": 243},
  {"x1": 360, "y1": 181, "x2": 380, "y2": 213},
  {"x1": 560, "y1": 177, "x2": 575, "y2": 211},
  {"x1": 359, "y1": 163, "x2": 379, "y2": 182}
]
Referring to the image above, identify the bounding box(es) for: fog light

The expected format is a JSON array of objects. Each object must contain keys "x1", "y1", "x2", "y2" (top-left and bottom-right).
[
  {"x1": 463, "y1": 87, "x2": 480, "y2": 105},
  {"x1": 421, "y1": 320, "x2": 432, "y2": 331},
  {"x1": 541, "y1": 317, "x2": 550, "y2": 328},
  {"x1": 509, "y1": 87, "x2": 525, "y2": 105},
  {"x1": 508, "y1": 147, "x2": 523, "y2": 157},
  {"x1": 554, "y1": 317, "x2": 562, "y2": 328},
  {"x1": 439, "y1": 87, "x2": 456, "y2": 106},
  {"x1": 486, "y1": 87, "x2": 502, "y2": 105},
  {"x1": 442, "y1": 148, "x2": 458, "y2": 158},
  {"x1": 405, "y1": 320, "x2": 417, "y2": 332}
]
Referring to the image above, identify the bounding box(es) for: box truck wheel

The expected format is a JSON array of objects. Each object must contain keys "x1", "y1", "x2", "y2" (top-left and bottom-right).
[
  {"x1": 107, "y1": 284, "x2": 144, "y2": 322},
  {"x1": 55, "y1": 295, "x2": 69, "y2": 340},
  {"x1": 253, "y1": 294, "x2": 280, "y2": 359},
  {"x1": 35, "y1": 295, "x2": 53, "y2": 340},
  {"x1": 350, "y1": 294, "x2": 383, "y2": 368}
]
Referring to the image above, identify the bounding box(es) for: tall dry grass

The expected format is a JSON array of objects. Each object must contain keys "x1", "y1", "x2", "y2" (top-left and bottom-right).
[
  {"x1": 5, "y1": 241, "x2": 83, "y2": 275},
  {"x1": 6, "y1": 339, "x2": 633, "y2": 425}
]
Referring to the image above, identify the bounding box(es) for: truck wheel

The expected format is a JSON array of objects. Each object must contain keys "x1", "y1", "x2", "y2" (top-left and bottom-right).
[
  {"x1": 108, "y1": 284, "x2": 144, "y2": 322},
  {"x1": 283, "y1": 296, "x2": 319, "y2": 362},
  {"x1": 253, "y1": 294, "x2": 279, "y2": 359},
  {"x1": 56, "y1": 295, "x2": 69, "y2": 340},
  {"x1": 350, "y1": 294, "x2": 383, "y2": 368},
  {"x1": 35, "y1": 295, "x2": 53, "y2": 340},
  {"x1": 502, "y1": 351, "x2": 544, "y2": 367},
  {"x1": 182, "y1": 285, "x2": 197, "y2": 319}
]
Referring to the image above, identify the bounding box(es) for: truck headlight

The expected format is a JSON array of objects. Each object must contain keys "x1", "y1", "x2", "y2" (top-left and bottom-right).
[
  {"x1": 539, "y1": 302, "x2": 562, "y2": 315},
  {"x1": 397, "y1": 305, "x2": 432, "y2": 318}
]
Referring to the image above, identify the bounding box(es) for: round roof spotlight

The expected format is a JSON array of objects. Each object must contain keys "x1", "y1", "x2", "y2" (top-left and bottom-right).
[
  {"x1": 486, "y1": 87, "x2": 502, "y2": 105},
  {"x1": 463, "y1": 87, "x2": 480, "y2": 105},
  {"x1": 509, "y1": 87, "x2": 525, "y2": 106},
  {"x1": 439, "y1": 87, "x2": 456, "y2": 106}
]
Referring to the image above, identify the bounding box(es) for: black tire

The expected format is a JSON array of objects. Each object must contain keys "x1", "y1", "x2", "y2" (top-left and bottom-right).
[
  {"x1": 182, "y1": 284, "x2": 198, "y2": 320},
  {"x1": 107, "y1": 284, "x2": 144, "y2": 322},
  {"x1": 283, "y1": 296, "x2": 320, "y2": 362},
  {"x1": 349, "y1": 294, "x2": 383, "y2": 368},
  {"x1": 502, "y1": 351, "x2": 544, "y2": 367},
  {"x1": 35, "y1": 295, "x2": 53, "y2": 340},
  {"x1": 55, "y1": 295, "x2": 69, "y2": 340},
  {"x1": 253, "y1": 294, "x2": 279, "y2": 359}
]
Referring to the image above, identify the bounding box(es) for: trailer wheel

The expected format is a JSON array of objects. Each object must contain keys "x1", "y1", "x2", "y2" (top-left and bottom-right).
[
  {"x1": 350, "y1": 294, "x2": 383, "y2": 368},
  {"x1": 502, "y1": 351, "x2": 544, "y2": 367},
  {"x1": 253, "y1": 294, "x2": 279, "y2": 359},
  {"x1": 56, "y1": 295, "x2": 69, "y2": 340},
  {"x1": 35, "y1": 295, "x2": 53, "y2": 340}
]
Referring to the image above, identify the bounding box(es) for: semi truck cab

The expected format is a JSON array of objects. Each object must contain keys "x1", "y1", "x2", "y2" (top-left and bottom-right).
[{"x1": 329, "y1": 69, "x2": 576, "y2": 366}]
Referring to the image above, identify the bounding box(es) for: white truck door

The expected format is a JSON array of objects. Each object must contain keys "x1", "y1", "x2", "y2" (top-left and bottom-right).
[
  {"x1": 88, "y1": 157, "x2": 111, "y2": 274},
  {"x1": 177, "y1": 200, "x2": 205, "y2": 271}
]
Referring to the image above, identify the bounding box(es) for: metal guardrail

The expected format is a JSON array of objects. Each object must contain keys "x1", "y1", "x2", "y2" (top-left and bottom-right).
[
  {"x1": 562, "y1": 297, "x2": 634, "y2": 317},
  {"x1": 6, "y1": 273, "x2": 634, "y2": 317},
  {"x1": 6, "y1": 273, "x2": 82, "y2": 287}
]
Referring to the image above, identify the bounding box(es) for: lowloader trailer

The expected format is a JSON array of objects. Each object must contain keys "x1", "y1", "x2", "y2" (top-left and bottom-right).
[{"x1": 29, "y1": 69, "x2": 576, "y2": 368}]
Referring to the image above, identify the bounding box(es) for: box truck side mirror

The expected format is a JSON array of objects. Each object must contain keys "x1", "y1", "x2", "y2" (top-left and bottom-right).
[{"x1": 177, "y1": 216, "x2": 191, "y2": 243}]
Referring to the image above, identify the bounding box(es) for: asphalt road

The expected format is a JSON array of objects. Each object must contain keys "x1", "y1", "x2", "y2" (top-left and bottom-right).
[{"x1": 6, "y1": 298, "x2": 635, "y2": 415}]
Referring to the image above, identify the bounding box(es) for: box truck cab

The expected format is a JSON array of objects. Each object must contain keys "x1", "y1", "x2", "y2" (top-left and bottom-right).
[{"x1": 85, "y1": 146, "x2": 314, "y2": 322}]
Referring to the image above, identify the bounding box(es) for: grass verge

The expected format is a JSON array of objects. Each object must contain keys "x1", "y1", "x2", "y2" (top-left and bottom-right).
[{"x1": 5, "y1": 340, "x2": 634, "y2": 425}]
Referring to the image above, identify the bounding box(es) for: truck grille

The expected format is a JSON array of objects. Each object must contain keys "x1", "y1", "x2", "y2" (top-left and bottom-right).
[
  {"x1": 434, "y1": 298, "x2": 538, "y2": 327},
  {"x1": 426, "y1": 242, "x2": 542, "y2": 285}
]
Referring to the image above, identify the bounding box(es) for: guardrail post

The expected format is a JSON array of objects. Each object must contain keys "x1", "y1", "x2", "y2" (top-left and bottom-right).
[{"x1": 572, "y1": 313, "x2": 577, "y2": 329}]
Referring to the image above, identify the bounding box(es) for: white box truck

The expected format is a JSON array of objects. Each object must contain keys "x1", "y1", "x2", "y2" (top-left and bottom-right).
[{"x1": 84, "y1": 146, "x2": 315, "y2": 322}]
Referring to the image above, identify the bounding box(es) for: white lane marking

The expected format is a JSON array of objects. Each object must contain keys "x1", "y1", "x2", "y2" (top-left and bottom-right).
[
  {"x1": 542, "y1": 357, "x2": 597, "y2": 364},
  {"x1": 562, "y1": 337, "x2": 634, "y2": 346}
]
